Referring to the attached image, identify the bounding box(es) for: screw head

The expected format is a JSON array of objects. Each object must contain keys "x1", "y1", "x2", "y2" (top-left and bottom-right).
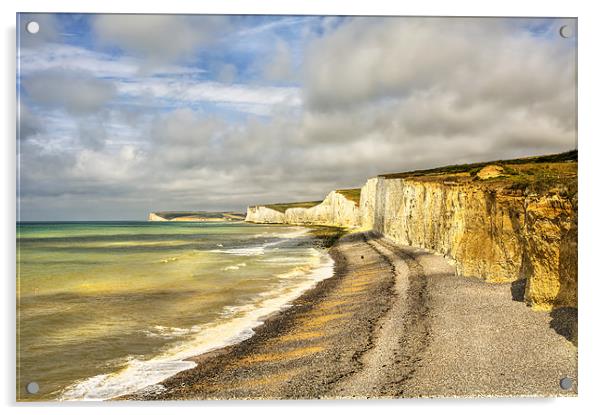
[
  {"x1": 26, "y1": 382, "x2": 39, "y2": 394},
  {"x1": 26, "y1": 21, "x2": 40, "y2": 34},
  {"x1": 559, "y1": 25, "x2": 574, "y2": 39},
  {"x1": 560, "y1": 377, "x2": 573, "y2": 390}
]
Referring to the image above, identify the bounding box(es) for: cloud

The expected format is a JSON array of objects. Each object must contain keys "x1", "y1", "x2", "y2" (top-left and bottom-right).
[
  {"x1": 76, "y1": 118, "x2": 108, "y2": 151},
  {"x1": 17, "y1": 15, "x2": 577, "y2": 220},
  {"x1": 217, "y1": 63, "x2": 237, "y2": 84},
  {"x1": 92, "y1": 15, "x2": 231, "y2": 69},
  {"x1": 234, "y1": 17, "x2": 307, "y2": 37},
  {"x1": 19, "y1": 43, "x2": 139, "y2": 78},
  {"x1": 304, "y1": 17, "x2": 576, "y2": 111},
  {"x1": 115, "y1": 77, "x2": 301, "y2": 113},
  {"x1": 22, "y1": 69, "x2": 116, "y2": 114},
  {"x1": 18, "y1": 105, "x2": 42, "y2": 140},
  {"x1": 263, "y1": 38, "x2": 295, "y2": 82},
  {"x1": 300, "y1": 17, "x2": 576, "y2": 162},
  {"x1": 19, "y1": 43, "x2": 207, "y2": 79}
]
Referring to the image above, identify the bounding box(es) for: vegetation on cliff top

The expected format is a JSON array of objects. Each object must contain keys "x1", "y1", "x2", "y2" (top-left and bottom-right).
[
  {"x1": 152, "y1": 211, "x2": 245, "y2": 220},
  {"x1": 381, "y1": 150, "x2": 577, "y2": 197},
  {"x1": 380, "y1": 150, "x2": 577, "y2": 179},
  {"x1": 262, "y1": 201, "x2": 323, "y2": 213},
  {"x1": 336, "y1": 188, "x2": 361, "y2": 206}
]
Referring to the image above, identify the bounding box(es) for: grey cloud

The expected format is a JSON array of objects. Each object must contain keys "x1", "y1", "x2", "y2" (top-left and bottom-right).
[
  {"x1": 92, "y1": 15, "x2": 231, "y2": 69},
  {"x1": 23, "y1": 69, "x2": 116, "y2": 114},
  {"x1": 77, "y1": 118, "x2": 108, "y2": 150},
  {"x1": 18, "y1": 17, "x2": 577, "y2": 221},
  {"x1": 297, "y1": 16, "x2": 576, "y2": 171},
  {"x1": 18, "y1": 105, "x2": 42, "y2": 140},
  {"x1": 304, "y1": 17, "x2": 576, "y2": 112}
]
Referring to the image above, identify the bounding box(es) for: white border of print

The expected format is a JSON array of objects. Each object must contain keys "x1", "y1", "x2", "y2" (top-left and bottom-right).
[{"x1": 2, "y1": 1, "x2": 600, "y2": 414}]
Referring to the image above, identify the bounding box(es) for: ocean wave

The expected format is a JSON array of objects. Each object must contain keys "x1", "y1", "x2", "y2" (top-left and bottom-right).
[
  {"x1": 213, "y1": 245, "x2": 266, "y2": 256},
  {"x1": 223, "y1": 262, "x2": 247, "y2": 271},
  {"x1": 59, "y1": 251, "x2": 334, "y2": 401},
  {"x1": 212, "y1": 227, "x2": 310, "y2": 257},
  {"x1": 142, "y1": 325, "x2": 195, "y2": 339},
  {"x1": 159, "y1": 257, "x2": 178, "y2": 264}
]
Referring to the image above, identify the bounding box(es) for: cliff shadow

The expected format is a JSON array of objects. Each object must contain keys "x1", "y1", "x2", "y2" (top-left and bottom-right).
[
  {"x1": 550, "y1": 307, "x2": 578, "y2": 346},
  {"x1": 363, "y1": 232, "x2": 435, "y2": 254},
  {"x1": 510, "y1": 278, "x2": 527, "y2": 302}
]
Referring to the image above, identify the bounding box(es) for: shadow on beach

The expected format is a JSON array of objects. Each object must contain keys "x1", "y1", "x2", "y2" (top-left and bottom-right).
[{"x1": 550, "y1": 307, "x2": 578, "y2": 346}]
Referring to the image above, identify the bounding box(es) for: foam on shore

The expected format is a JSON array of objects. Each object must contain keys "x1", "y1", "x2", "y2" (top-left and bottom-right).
[{"x1": 60, "y1": 247, "x2": 334, "y2": 401}]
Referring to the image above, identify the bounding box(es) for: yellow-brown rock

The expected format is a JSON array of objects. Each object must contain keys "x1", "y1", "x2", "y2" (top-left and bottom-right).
[
  {"x1": 477, "y1": 165, "x2": 504, "y2": 180},
  {"x1": 360, "y1": 165, "x2": 577, "y2": 310}
]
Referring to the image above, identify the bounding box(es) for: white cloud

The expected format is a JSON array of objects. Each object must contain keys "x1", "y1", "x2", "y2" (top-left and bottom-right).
[
  {"x1": 19, "y1": 43, "x2": 206, "y2": 78},
  {"x1": 19, "y1": 44, "x2": 137, "y2": 78},
  {"x1": 234, "y1": 17, "x2": 307, "y2": 37},
  {"x1": 263, "y1": 38, "x2": 295, "y2": 82},
  {"x1": 72, "y1": 146, "x2": 146, "y2": 182},
  {"x1": 116, "y1": 78, "x2": 301, "y2": 111}
]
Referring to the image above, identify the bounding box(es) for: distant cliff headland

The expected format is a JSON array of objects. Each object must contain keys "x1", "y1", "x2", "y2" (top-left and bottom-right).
[
  {"x1": 246, "y1": 150, "x2": 578, "y2": 311},
  {"x1": 148, "y1": 211, "x2": 245, "y2": 222}
]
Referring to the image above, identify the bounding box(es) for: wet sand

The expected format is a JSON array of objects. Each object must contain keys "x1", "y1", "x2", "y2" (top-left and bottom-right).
[{"x1": 120, "y1": 232, "x2": 577, "y2": 400}]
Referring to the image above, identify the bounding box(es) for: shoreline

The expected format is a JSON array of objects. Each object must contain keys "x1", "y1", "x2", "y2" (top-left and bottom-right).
[
  {"x1": 118, "y1": 231, "x2": 390, "y2": 400},
  {"x1": 89, "y1": 225, "x2": 345, "y2": 401},
  {"x1": 119, "y1": 230, "x2": 577, "y2": 400},
  {"x1": 56, "y1": 224, "x2": 345, "y2": 401}
]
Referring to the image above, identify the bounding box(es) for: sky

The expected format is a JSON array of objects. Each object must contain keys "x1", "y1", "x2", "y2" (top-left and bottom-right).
[{"x1": 17, "y1": 14, "x2": 577, "y2": 220}]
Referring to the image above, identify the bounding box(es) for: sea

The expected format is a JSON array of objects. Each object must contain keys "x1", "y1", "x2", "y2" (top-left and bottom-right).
[{"x1": 16, "y1": 221, "x2": 333, "y2": 401}]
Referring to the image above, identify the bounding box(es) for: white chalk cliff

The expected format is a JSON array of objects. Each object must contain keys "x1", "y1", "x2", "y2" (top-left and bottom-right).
[{"x1": 245, "y1": 156, "x2": 577, "y2": 311}]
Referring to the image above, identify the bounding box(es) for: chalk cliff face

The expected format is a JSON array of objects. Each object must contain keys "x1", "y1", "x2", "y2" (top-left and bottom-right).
[
  {"x1": 245, "y1": 206, "x2": 286, "y2": 224},
  {"x1": 360, "y1": 176, "x2": 577, "y2": 310},
  {"x1": 148, "y1": 213, "x2": 168, "y2": 221},
  {"x1": 246, "y1": 154, "x2": 577, "y2": 311},
  {"x1": 246, "y1": 191, "x2": 360, "y2": 227},
  {"x1": 148, "y1": 211, "x2": 246, "y2": 222},
  {"x1": 359, "y1": 178, "x2": 378, "y2": 230}
]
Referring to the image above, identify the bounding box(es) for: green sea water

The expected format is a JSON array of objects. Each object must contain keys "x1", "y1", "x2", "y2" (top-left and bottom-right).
[{"x1": 16, "y1": 221, "x2": 333, "y2": 401}]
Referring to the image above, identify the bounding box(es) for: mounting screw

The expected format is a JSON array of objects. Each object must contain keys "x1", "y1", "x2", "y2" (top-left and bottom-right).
[
  {"x1": 26, "y1": 382, "x2": 39, "y2": 394},
  {"x1": 26, "y1": 21, "x2": 40, "y2": 34},
  {"x1": 560, "y1": 377, "x2": 573, "y2": 390}
]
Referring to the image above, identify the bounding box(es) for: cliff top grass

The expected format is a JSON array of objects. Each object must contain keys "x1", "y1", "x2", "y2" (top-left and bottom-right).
[
  {"x1": 336, "y1": 188, "x2": 361, "y2": 206},
  {"x1": 380, "y1": 150, "x2": 577, "y2": 197},
  {"x1": 262, "y1": 201, "x2": 323, "y2": 213},
  {"x1": 153, "y1": 211, "x2": 245, "y2": 220},
  {"x1": 380, "y1": 150, "x2": 577, "y2": 180}
]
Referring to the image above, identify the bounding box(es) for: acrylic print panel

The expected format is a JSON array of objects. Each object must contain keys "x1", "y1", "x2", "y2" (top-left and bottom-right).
[{"x1": 16, "y1": 13, "x2": 577, "y2": 401}]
